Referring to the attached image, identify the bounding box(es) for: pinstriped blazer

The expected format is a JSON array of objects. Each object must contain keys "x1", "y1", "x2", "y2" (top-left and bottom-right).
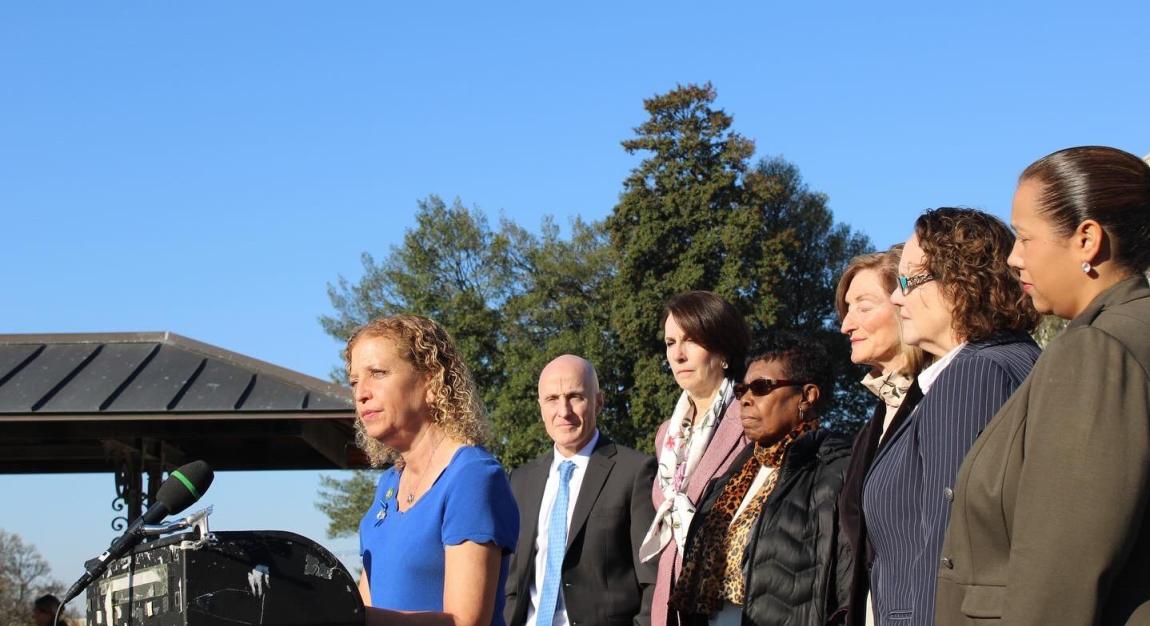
[{"x1": 860, "y1": 333, "x2": 1040, "y2": 626}]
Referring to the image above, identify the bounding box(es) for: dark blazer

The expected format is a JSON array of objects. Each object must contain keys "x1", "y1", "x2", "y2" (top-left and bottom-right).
[
  {"x1": 861, "y1": 333, "x2": 1040, "y2": 626},
  {"x1": 505, "y1": 435, "x2": 658, "y2": 626},
  {"x1": 937, "y1": 277, "x2": 1150, "y2": 626},
  {"x1": 834, "y1": 380, "x2": 923, "y2": 626},
  {"x1": 679, "y1": 428, "x2": 853, "y2": 626}
]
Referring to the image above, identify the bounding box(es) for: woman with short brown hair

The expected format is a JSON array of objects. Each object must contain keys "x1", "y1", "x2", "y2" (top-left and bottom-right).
[{"x1": 640, "y1": 291, "x2": 751, "y2": 626}]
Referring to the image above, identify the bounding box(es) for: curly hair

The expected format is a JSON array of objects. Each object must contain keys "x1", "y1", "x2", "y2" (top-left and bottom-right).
[
  {"x1": 344, "y1": 314, "x2": 490, "y2": 467},
  {"x1": 835, "y1": 244, "x2": 930, "y2": 376},
  {"x1": 746, "y1": 331, "x2": 834, "y2": 416},
  {"x1": 914, "y1": 208, "x2": 1039, "y2": 341}
]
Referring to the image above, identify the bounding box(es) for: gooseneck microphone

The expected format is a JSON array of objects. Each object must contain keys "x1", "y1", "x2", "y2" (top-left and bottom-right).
[{"x1": 62, "y1": 460, "x2": 215, "y2": 603}]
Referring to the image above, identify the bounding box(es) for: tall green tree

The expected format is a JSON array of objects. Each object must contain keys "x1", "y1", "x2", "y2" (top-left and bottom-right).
[{"x1": 606, "y1": 83, "x2": 872, "y2": 445}]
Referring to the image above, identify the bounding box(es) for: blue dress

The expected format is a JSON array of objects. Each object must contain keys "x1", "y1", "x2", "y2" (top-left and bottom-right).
[{"x1": 359, "y1": 445, "x2": 519, "y2": 625}]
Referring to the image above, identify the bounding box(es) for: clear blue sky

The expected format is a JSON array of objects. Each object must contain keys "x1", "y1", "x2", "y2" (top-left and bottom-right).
[{"x1": 2, "y1": 0, "x2": 1146, "y2": 595}]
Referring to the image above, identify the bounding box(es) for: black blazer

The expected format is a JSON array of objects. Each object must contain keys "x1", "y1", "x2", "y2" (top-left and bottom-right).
[
  {"x1": 833, "y1": 380, "x2": 923, "y2": 626},
  {"x1": 504, "y1": 436, "x2": 658, "y2": 626},
  {"x1": 860, "y1": 333, "x2": 1039, "y2": 626}
]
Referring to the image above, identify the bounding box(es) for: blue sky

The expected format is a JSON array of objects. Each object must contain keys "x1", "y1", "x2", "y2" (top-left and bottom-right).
[{"x1": 2, "y1": 1, "x2": 1147, "y2": 594}]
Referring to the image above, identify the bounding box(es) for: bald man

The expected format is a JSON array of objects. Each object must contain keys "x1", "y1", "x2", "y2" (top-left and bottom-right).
[{"x1": 505, "y1": 355, "x2": 657, "y2": 626}]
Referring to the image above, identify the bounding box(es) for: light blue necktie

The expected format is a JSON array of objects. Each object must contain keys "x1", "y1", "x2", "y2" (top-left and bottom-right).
[{"x1": 537, "y1": 460, "x2": 576, "y2": 626}]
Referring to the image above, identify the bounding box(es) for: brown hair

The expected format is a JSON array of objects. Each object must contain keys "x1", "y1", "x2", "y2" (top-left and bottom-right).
[
  {"x1": 914, "y1": 208, "x2": 1039, "y2": 341},
  {"x1": 835, "y1": 245, "x2": 929, "y2": 375},
  {"x1": 660, "y1": 291, "x2": 750, "y2": 381},
  {"x1": 1021, "y1": 146, "x2": 1150, "y2": 274},
  {"x1": 345, "y1": 315, "x2": 489, "y2": 467}
]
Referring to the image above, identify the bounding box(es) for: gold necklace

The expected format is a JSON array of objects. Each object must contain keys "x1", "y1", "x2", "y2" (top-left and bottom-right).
[{"x1": 406, "y1": 434, "x2": 444, "y2": 505}]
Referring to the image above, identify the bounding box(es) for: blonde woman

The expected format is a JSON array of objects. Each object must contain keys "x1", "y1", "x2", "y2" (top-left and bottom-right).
[{"x1": 349, "y1": 315, "x2": 519, "y2": 626}]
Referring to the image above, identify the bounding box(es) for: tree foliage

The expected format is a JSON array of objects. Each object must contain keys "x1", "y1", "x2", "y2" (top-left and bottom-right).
[
  {"x1": 606, "y1": 83, "x2": 872, "y2": 441},
  {"x1": 315, "y1": 83, "x2": 873, "y2": 527},
  {"x1": 0, "y1": 530, "x2": 61, "y2": 626},
  {"x1": 315, "y1": 471, "x2": 381, "y2": 539}
]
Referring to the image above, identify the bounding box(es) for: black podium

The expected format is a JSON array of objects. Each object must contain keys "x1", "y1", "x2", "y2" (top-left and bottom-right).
[{"x1": 86, "y1": 529, "x2": 364, "y2": 626}]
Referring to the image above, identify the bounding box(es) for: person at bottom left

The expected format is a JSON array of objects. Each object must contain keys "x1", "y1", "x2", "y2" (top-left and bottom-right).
[
  {"x1": 351, "y1": 314, "x2": 519, "y2": 626},
  {"x1": 504, "y1": 354, "x2": 657, "y2": 626}
]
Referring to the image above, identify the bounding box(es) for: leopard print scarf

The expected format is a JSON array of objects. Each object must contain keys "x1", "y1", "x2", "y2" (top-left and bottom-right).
[{"x1": 669, "y1": 419, "x2": 817, "y2": 616}]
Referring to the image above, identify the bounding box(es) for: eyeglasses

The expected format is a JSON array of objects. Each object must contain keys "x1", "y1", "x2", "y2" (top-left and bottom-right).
[
  {"x1": 897, "y1": 272, "x2": 935, "y2": 296},
  {"x1": 734, "y1": 378, "x2": 809, "y2": 398}
]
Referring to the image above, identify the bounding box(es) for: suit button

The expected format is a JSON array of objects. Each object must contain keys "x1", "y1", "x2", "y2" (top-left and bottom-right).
[
  {"x1": 564, "y1": 583, "x2": 571, "y2": 588},
  {"x1": 940, "y1": 557, "x2": 954, "y2": 569},
  {"x1": 943, "y1": 487, "x2": 954, "y2": 502}
]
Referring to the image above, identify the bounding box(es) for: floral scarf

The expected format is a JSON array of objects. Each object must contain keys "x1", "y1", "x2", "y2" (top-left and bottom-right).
[
  {"x1": 669, "y1": 419, "x2": 817, "y2": 616},
  {"x1": 639, "y1": 378, "x2": 736, "y2": 563}
]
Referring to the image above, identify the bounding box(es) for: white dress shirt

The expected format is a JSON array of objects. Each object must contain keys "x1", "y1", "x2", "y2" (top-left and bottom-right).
[{"x1": 525, "y1": 429, "x2": 600, "y2": 626}]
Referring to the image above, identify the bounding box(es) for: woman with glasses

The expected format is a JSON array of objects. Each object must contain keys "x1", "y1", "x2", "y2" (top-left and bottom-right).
[
  {"x1": 937, "y1": 147, "x2": 1150, "y2": 625},
  {"x1": 832, "y1": 245, "x2": 930, "y2": 626},
  {"x1": 640, "y1": 291, "x2": 751, "y2": 626},
  {"x1": 669, "y1": 332, "x2": 852, "y2": 626},
  {"x1": 862, "y1": 208, "x2": 1040, "y2": 626}
]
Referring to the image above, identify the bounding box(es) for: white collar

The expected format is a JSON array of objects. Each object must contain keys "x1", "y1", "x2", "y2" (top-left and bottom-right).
[
  {"x1": 550, "y1": 429, "x2": 600, "y2": 471},
  {"x1": 918, "y1": 342, "x2": 967, "y2": 394}
]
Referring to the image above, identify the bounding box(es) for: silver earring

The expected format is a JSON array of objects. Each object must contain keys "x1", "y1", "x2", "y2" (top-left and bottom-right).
[
  {"x1": 798, "y1": 407, "x2": 806, "y2": 422},
  {"x1": 721, "y1": 361, "x2": 728, "y2": 370},
  {"x1": 1082, "y1": 261, "x2": 1093, "y2": 274}
]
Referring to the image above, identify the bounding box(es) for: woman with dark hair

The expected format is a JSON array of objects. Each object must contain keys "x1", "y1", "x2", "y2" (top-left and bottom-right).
[
  {"x1": 669, "y1": 333, "x2": 851, "y2": 626},
  {"x1": 937, "y1": 147, "x2": 1150, "y2": 625},
  {"x1": 350, "y1": 315, "x2": 519, "y2": 626},
  {"x1": 863, "y1": 208, "x2": 1041, "y2": 626},
  {"x1": 639, "y1": 291, "x2": 751, "y2": 626},
  {"x1": 833, "y1": 245, "x2": 930, "y2": 626}
]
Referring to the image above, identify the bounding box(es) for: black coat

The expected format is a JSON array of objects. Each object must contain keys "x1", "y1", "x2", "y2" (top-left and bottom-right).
[
  {"x1": 833, "y1": 381, "x2": 923, "y2": 626},
  {"x1": 679, "y1": 428, "x2": 853, "y2": 626}
]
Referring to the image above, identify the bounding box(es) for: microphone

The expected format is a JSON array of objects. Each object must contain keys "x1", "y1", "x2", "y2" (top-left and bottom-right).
[{"x1": 62, "y1": 460, "x2": 214, "y2": 603}]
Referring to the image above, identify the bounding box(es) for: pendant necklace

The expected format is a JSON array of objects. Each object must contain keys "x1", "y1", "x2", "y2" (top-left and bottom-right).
[{"x1": 406, "y1": 433, "x2": 444, "y2": 505}]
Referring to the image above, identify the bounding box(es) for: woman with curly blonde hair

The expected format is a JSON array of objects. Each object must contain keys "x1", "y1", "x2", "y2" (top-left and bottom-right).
[{"x1": 349, "y1": 314, "x2": 519, "y2": 626}]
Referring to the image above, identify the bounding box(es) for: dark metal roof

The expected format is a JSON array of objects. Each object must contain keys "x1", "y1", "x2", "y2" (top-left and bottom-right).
[{"x1": 0, "y1": 332, "x2": 365, "y2": 473}]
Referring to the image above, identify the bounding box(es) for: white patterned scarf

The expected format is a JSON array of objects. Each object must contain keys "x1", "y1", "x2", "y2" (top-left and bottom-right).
[{"x1": 639, "y1": 377, "x2": 736, "y2": 563}]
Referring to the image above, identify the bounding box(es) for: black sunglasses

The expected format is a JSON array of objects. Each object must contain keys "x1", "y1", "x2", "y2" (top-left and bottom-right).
[{"x1": 734, "y1": 378, "x2": 809, "y2": 398}]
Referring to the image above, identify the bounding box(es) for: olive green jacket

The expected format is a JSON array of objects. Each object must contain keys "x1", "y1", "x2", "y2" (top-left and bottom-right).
[{"x1": 936, "y1": 275, "x2": 1150, "y2": 625}]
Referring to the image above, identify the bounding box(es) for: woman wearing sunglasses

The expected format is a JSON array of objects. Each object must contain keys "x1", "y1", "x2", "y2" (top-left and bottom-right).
[
  {"x1": 862, "y1": 208, "x2": 1040, "y2": 626},
  {"x1": 832, "y1": 245, "x2": 930, "y2": 626},
  {"x1": 669, "y1": 332, "x2": 852, "y2": 626},
  {"x1": 641, "y1": 291, "x2": 751, "y2": 626},
  {"x1": 937, "y1": 147, "x2": 1150, "y2": 625}
]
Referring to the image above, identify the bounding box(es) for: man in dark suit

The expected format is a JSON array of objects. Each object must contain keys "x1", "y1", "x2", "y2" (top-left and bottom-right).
[{"x1": 505, "y1": 355, "x2": 657, "y2": 626}]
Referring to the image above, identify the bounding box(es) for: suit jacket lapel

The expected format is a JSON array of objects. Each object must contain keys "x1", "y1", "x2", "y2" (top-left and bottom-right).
[
  {"x1": 566, "y1": 438, "x2": 615, "y2": 551},
  {"x1": 687, "y1": 400, "x2": 745, "y2": 503}
]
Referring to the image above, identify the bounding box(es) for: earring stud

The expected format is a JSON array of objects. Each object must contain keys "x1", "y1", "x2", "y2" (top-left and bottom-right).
[{"x1": 1082, "y1": 261, "x2": 1093, "y2": 274}]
